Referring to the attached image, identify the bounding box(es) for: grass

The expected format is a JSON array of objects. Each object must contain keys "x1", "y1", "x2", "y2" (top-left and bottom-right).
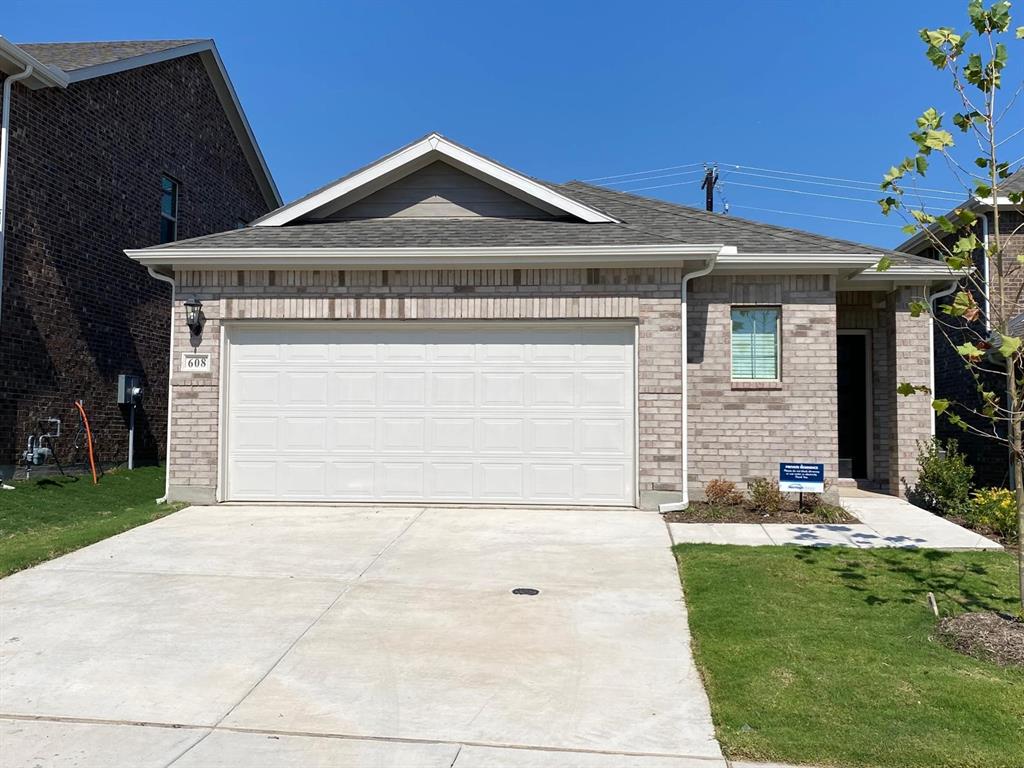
[
  {"x1": 675, "y1": 544, "x2": 1024, "y2": 768},
  {"x1": 0, "y1": 466, "x2": 183, "y2": 577}
]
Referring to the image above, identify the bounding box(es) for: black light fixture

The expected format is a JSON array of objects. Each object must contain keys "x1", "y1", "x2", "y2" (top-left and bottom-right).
[{"x1": 184, "y1": 296, "x2": 204, "y2": 336}]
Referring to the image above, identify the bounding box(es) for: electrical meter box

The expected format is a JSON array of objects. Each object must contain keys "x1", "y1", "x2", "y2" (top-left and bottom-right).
[{"x1": 117, "y1": 374, "x2": 142, "y2": 405}]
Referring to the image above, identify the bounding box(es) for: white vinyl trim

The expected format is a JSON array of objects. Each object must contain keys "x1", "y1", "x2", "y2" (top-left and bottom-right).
[{"x1": 253, "y1": 133, "x2": 619, "y2": 226}]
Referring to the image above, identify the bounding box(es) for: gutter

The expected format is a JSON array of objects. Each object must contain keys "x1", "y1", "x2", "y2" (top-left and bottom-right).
[
  {"x1": 659, "y1": 246, "x2": 733, "y2": 513},
  {"x1": 146, "y1": 267, "x2": 177, "y2": 503},
  {"x1": 0, "y1": 63, "x2": 34, "y2": 328}
]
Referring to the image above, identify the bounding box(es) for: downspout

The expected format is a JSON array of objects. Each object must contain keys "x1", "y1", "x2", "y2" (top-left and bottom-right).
[
  {"x1": 147, "y1": 267, "x2": 176, "y2": 503},
  {"x1": 0, "y1": 64, "x2": 33, "y2": 328},
  {"x1": 928, "y1": 280, "x2": 959, "y2": 436},
  {"x1": 659, "y1": 246, "x2": 731, "y2": 513},
  {"x1": 980, "y1": 213, "x2": 990, "y2": 331}
]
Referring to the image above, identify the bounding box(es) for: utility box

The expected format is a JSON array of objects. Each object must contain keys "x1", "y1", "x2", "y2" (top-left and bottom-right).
[{"x1": 117, "y1": 374, "x2": 142, "y2": 405}]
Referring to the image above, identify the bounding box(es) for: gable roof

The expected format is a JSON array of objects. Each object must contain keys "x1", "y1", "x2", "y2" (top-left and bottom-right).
[
  {"x1": 0, "y1": 37, "x2": 280, "y2": 209},
  {"x1": 127, "y1": 133, "x2": 949, "y2": 281},
  {"x1": 252, "y1": 133, "x2": 618, "y2": 226}
]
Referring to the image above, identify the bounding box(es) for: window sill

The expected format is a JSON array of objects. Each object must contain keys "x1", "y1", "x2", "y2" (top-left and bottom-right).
[{"x1": 731, "y1": 380, "x2": 783, "y2": 391}]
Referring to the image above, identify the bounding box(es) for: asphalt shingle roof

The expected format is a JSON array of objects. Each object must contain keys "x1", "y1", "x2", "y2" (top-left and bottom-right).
[
  {"x1": 155, "y1": 175, "x2": 939, "y2": 267},
  {"x1": 17, "y1": 40, "x2": 204, "y2": 72}
]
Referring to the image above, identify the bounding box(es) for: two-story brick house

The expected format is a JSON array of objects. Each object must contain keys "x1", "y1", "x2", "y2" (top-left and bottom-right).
[
  {"x1": 127, "y1": 133, "x2": 952, "y2": 507},
  {"x1": 0, "y1": 39, "x2": 279, "y2": 477}
]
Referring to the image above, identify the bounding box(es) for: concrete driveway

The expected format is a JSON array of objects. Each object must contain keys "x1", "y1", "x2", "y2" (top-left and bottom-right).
[{"x1": 0, "y1": 505, "x2": 722, "y2": 767}]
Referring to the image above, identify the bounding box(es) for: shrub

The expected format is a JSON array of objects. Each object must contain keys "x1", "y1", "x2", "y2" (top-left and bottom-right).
[
  {"x1": 965, "y1": 488, "x2": 1019, "y2": 542},
  {"x1": 748, "y1": 477, "x2": 786, "y2": 515},
  {"x1": 704, "y1": 478, "x2": 744, "y2": 507},
  {"x1": 909, "y1": 438, "x2": 973, "y2": 518}
]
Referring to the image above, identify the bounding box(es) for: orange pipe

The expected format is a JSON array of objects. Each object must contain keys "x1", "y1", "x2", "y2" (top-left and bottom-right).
[{"x1": 75, "y1": 400, "x2": 98, "y2": 485}]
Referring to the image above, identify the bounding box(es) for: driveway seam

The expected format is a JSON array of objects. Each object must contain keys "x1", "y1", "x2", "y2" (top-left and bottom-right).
[
  {"x1": 161, "y1": 507, "x2": 428, "y2": 767},
  {"x1": 2, "y1": 712, "x2": 725, "y2": 763}
]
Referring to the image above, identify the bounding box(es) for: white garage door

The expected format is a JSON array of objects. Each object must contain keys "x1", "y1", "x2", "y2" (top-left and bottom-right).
[{"x1": 224, "y1": 324, "x2": 635, "y2": 505}]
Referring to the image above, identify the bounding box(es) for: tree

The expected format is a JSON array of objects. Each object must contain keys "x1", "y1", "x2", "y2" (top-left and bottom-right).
[{"x1": 878, "y1": 0, "x2": 1023, "y2": 611}]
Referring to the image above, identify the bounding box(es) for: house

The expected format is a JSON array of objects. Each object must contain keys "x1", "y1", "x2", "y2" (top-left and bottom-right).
[
  {"x1": 0, "y1": 39, "x2": 279, "y2": 477},
  {"x1": 126, "y1": 133, "x2": 950, "y2": 508},
  {"x1": 897, "y1": 171, "x2": 1024, "y2": 486}
]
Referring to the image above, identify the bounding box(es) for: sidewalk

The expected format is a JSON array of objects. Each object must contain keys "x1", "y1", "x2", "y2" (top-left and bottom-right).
[{"x1": 668, "y1": 489, "x2": 1002, "y2": 550}]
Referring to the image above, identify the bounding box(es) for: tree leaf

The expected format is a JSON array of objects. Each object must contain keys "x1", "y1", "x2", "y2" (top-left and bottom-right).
[
  {"x1": 1000, "y1": 334, "x2": 1021, "y2": 358},
  {"x1": 956, "y1": 342, "x2": 983, "y2": 358},
  {"x1": 876, "y1": 256, "x2": 893, "y2": 272},
  {"x1": 932, "y1": 399, "x2": 950, "y2": 414}
]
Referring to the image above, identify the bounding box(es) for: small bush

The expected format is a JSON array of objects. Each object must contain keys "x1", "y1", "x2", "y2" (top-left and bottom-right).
[
  {"x1": 748, "y1": 477, "x2": 786, "y2": 515},
  {"x1": 909, "y1": 438, "x2": 974, "y2": 518},
  {"x1": 704, "y1": 478, "x2": 744, "y2": 507},
  {"x1": 965, "y1": 488, "x2": 1019, "y2": 542}
]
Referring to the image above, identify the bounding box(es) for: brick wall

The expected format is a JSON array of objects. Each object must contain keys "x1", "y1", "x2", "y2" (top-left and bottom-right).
[
  {"x1": 166, "y1": 268, "x2": 685, "y2": 503},
  {"x1": 0, "y1": 55, "x2": 270, "y2": 471},
  {"x1": 687, "y1": 275, "x2": 840, "y2": 488}
]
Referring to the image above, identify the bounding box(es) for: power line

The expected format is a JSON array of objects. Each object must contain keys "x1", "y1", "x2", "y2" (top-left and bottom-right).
[
  {"x1": 730, "y1": 204, "x2": 902, "y2": 228},
  {"x1": 599, "y1": 168, "x2": 705, "y2": 186},
  {"x1": 720, "y1": 162, "x2": 963, "y2": 196},
  {"x1": 581, "y1": 162, "x2": 703, "y2": 182},
  {"x1": 722, "y1": 180, "x2": 892, "y2": 205},
  {"x1": 724, "y1": 168, "x2": 963, "y2": 202}
]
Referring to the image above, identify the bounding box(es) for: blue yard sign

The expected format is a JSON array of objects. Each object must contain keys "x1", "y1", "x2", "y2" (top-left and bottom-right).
[{"x1": 779, "y1": 463, "x2": 825, "y2": 493}]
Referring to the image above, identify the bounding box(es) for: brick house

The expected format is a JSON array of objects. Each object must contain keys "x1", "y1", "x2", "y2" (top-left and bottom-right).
[
  {"x1": 897, "y1": 171, "x2": 1024, "y2": 487},
  {"x1": 0, "y1": 39, "x2": 279, "y2": 477},
  {"x1": 127, "y1": 133, "x2": 949, "y2": 507}
]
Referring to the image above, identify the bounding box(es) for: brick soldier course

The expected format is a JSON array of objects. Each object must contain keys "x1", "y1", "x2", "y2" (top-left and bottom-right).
[{"x1": 0, "y1": 40, "x2": 278, "y2": 475}]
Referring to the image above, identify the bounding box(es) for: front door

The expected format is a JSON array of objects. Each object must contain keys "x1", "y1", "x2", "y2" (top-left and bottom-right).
[{"x1": 837, "y1": 333, "x2": 870, "y2": 479}]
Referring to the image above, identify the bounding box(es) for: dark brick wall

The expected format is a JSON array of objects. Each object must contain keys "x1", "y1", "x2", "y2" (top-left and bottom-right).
[
  {"x1": 922, "y1": 211, "x2": 1021, "y2": 487},
  {"x1": 0, "y1": 54, "x2": 271, "y2": 470}
]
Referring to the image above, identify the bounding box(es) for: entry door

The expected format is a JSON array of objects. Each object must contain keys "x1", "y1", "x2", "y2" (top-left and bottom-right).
[
  {"x1": 224, "y1": 324, "x2": 636, "y2": 505},
  {"x1": 837, "y1": 333, "x2": 870, "y2": 479}
]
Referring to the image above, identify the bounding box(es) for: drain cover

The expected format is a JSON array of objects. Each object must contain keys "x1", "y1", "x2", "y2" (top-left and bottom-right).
[{"x1": 511, "y1": 587, "x2": 540, "y2": 596}]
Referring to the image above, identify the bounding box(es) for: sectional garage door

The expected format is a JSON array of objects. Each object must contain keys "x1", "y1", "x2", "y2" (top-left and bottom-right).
[{"x1": 224, "y1": 324, "x2": 636, "y2": 505}]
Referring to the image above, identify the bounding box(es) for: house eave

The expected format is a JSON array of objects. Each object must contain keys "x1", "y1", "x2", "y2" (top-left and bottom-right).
[
  {"x1": 0, "y1": 38, "x2": 68, "y2": 88},
  {"x1": 126, "y1": 243, "x2": 727, "y2": 270}
]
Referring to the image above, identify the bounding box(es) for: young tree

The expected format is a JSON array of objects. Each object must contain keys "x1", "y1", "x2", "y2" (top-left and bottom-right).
[{"x1": 878, "y1": 0, "x2": 1023, "y2": 610}]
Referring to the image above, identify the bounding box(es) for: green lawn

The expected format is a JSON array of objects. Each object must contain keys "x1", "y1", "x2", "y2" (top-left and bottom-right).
[
  {"x1": 0, "y1": 466, "x2": 183, "y2": 577},
  {"x1": 675, "y1": 544, "x2": 1024, "y2": 768}
]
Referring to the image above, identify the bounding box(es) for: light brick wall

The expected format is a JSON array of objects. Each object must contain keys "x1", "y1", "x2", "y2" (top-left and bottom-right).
[
  {"x1": 168, "y1": 267, "x2": 684, "y2": 502},
  {"x1": 889, "y1": 287, "x2": 933, "y2": 494},
  {"x1": 166, "y1": 268, "x2": 931, "y2": 503},
  {"x1": 687, "y1": 274, "x2": 839, "y2": 487}
]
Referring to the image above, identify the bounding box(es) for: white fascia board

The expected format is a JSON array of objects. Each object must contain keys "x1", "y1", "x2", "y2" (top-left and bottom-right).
[
  {"x1": 125, "y1": 243, "x2": 723, "y2": 269},
  {"x1": 65, "y1": 40, "x2": 281, "y2": 209},
  {"x1": 0, "y1": 38, "x2": 68, "y2": 89},
  {"x1": 713, "y1": 253, "x2": 881, "y2": 274},
  {"x1": 847, "y1": 266, "x2": 965, "y2": 282},
  {"x1": 255, "y1": 134, "x2": 619, "y2": 226}
]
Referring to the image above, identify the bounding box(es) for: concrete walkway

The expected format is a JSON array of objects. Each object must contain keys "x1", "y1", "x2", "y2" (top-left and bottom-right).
[
  {"x1": 669, "y1": 490, "x2": 1002, "y2": 550},
  {"x1": 1, "y1": 505, "x2": 723, "y2": 767}
]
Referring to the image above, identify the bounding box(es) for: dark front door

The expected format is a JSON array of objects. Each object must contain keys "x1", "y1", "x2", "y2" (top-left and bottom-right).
[{"x1": 837, "y1": 334, "x2": 869, "y2": 479}]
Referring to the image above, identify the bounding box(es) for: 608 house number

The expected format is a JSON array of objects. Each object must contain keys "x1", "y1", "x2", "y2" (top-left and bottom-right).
[{"x1": 181, "y1": 353, "x2": 211, "y2": 372}]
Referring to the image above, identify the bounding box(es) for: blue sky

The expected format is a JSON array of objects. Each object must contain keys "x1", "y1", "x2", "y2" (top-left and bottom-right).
[{"x1": 7, "y1": 0, "x2": 1019, "y2": 247}]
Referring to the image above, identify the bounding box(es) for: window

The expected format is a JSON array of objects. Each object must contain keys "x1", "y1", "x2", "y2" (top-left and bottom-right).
[
  {"x1": 160, "y1": 176, "x2": 178, "y2": 243},
  {"x1": 731, "y1": 307, "x2": 780, "y2": 380}
]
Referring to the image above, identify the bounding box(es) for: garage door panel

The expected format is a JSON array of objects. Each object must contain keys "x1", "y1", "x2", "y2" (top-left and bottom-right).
[
  {"x1": 333, "y1": 371, "x2": 377, "y2": 406},
  {"x1": 282, "y1": 417, "x2": 327, "y2": 450},
  {"x1": 226, "y1": 325, "x2": 635, "y2": 505}
]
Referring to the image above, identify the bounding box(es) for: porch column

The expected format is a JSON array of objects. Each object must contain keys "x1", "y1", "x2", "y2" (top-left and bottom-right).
[{"x1": 889, "y1": 286, "x2": 932, "y2": 496}]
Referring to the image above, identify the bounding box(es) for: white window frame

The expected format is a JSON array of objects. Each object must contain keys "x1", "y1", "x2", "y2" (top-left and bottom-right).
[{"x1": 729, "y1": 305, "x2": 782, "y2": 382}]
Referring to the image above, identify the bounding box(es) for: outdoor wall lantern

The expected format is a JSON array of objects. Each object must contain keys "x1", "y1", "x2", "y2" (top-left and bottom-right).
[{"x1": 184, "y1": 296, "x2": 204, "y2": 337}]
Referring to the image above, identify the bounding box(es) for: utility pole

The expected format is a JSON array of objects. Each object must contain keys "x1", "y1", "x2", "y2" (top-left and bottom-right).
[{"x1": 700, "y1": 164, "x2": 718, "y2": 212}]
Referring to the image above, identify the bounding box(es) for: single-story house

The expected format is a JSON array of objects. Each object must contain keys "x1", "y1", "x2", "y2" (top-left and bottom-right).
[{"x1": 127, "y1": 133, "x2": 951, "y2": 508}]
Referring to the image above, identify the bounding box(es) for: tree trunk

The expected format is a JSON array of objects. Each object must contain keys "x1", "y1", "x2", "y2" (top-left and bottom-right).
[{"x1": 1007, "y1": 360, "x2": 1024, "y2": 613}]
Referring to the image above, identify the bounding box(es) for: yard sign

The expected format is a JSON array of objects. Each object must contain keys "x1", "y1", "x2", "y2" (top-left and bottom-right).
[{"x1": 779, "y1": 463, "x2": 825, "y2": 493}]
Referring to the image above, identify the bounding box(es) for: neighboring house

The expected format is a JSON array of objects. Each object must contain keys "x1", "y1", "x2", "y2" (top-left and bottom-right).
[
  {"x1": 127, "y1": 133, "x2": 950, "y2": 508},
  {"x1": 0, "y1": 39, "x2": 279, "y2": 477},
  {"x1": 897, "y1": 171, "x2": 1024, "y2": 486}
]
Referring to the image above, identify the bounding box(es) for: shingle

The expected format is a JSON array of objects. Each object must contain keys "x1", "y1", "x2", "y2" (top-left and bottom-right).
[{"x1": 16, "y1": 40, "x2": 205, "y2": 72}]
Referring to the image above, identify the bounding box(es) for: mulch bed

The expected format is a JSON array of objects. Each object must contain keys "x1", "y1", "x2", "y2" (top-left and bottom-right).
[
  {"x1": 663, "y1": 501, "x2": 855, "y2": 525},
  {"x1": 936, "y1": 611, "x2": 1024, "y2": 667}
]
